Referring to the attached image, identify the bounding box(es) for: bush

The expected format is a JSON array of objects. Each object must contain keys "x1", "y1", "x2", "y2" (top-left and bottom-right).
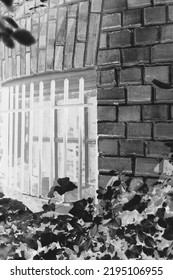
[{"x1": 1, "y1": 170, "x2": 173, "y2": 260}]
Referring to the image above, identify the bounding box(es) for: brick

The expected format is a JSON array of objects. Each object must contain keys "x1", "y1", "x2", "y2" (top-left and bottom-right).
[
  {"x1": 109, "y1": 30, "x2": 131, "y2": 48},
  {"x1": 102, "y1": 13, "x2": 121, "y2": 30},
  {"x1": 97, "y1": 106, "x2": 117, "y2": 121},
  {"x1": 98, "y1": 139, "x2": 118, "y2": 154},
  {"x1": 127, "y1": 85, "x2": 152, "y2": 103},
  {"x1": 54, "y1": 46, "x2": 64, "y2": 70},
  {"x1": 120, "y1": 139, "x2": 144, "y2": 156},
  {"x1": 56, "y1": 7, "x2": 67, "y2": 45},
  {"x1": 46, "y1": 20, "x2": 56, "y2": 70},
  {"x1": 103, "y1": 0, "x2": 126, "y2": 12},
  {"x1": 156, "y1": 87, "x2": 173, "y2": 102},
  {"x1": 142, "y1": 105, "x2": 168, "y2": 121},
  {"x1": 99, "y1": 33, "x2": 107, "y2": 49},
  {"x1": 135, "y1": 26, "x2": 159, "y2": 45},
  {"x1": 49, "y1": 8, "x2": 57, "y2": 20},
  {"x1": 168, "y1": 6, "x2": 173, "y2": 21},
  {"x1": 39, "y1": 22, "x2": 47, "y2": 48},
  {"x1": 68, "y1": 4, "x2": 78, "y2": 17},
  {"x1": 155, "y1": 123, "x2": 173, "y2": 139},
  {"x1": 97, "y1": 87, "x2": 125, "y2": 101},
  {"x1": 127, "y1": 0, "x2": 151, "y2": 8},
  {"x1": 25, "y1": 53, "x2": 30, "y2": 76},
  {"x1": 144, "y1": 6, "x2": 166, "y2": 25},
  {"x1": 161, "y1": 25, "x2": 173, "y2": 42},
  {"x1": 135, "y1": 158, "x2": 160, "y2": 175},
  {"x1": 64, "y1": 18, "x2": 76, "y2": 69},
  {"x1": 98, "y1": 122, "x2": 125, "y2": 137},
  {"x1": 146, "y1": 141, "x2": 173, "y2": 157},
  {"x1": 38, "y1": 49, "x2": 46, "y2": 72},
  {"x1": 100, "y1": 69, "x2": 116, "y2": 85},
  {"x1": 123, "y1": 9, "x2": 142, "y2": 27},
  {"x1": 99, "y1": 157, "x2": 132, "y2": 173},
  {"x1": 86, "y1": 14, "x2": 100, "y2": 66},
  {"x1": 154, "y1": 0, "x2": 173, "y2": 4},
  {"x1": 119, "y1": 105, "x2": 141, "y2": 121},
  {"x1": 120, "y1": 67, "x2": 142, "y2": 84},
  {"x1": 97, "y1": 49, "x2": 120, "y2": 65},
  {"x1": 145, "y1": 66, "x2": 170, "y2": 83},
  {"x1": 171, "y1": 106, "x2": 173, "y2": 118},
  {"x1": 98, "y1": 175, "x2": 113, "y2": 187},
  {"x1": 127, "y1": 123, "x2": 152, "y2": 138},
  {"x1": 74, "y1": 43, "x2": 85, "y2": 68},
  {"x1": 31, "y1": 25, "x2": 39, "y2": 74},
  {"x1": 122, "y1": 47, "x2": 150, "y2": 65},
  {"x1": 91, "y1": 0, "x2": 102, "y2": 12},
  {"x1": 152, "y1": 43, "x2": 173, "y2": 63},
  {"x1": 77, "y1": 2, "x2": 89, "y2": 41}
]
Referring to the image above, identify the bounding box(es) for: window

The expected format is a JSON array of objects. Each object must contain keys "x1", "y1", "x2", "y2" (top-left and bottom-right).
[{"x1": 0, "y1": 70, "x2": 97, "y2": 202}]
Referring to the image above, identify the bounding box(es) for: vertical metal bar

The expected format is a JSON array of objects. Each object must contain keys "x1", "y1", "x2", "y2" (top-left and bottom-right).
[
  {"x1": 63, "y1": 79, "x2": 69, "y2": 177},
  {"x1": 1, "y1": 87, "x2": 9, "y2": 187},
  {"x1": 49, "y1": 80, "x2": 55, "y2": 189},
  {"x1": 14, "y1": 85, "x2": 19, "y2": 190},
  {"x1": 9, "y1": 87, "x2": 14, "y2": 188},
  {"x1": 20, "y1": 84, "x2": 26, "y2": 193},
  {"x1": 28, "y1": 83, "x2": 34, "y2": 195},
  {"x1": 38, "y1": 81, "x2": 43, "y2": 197},
  {"x1": 95, "y1": 96, "x2": 98, "y2": 205},
  {"x1": 78, "y1": 78, "x2": 84, "y2": 200},
  {"x1": 62, "y1": 79, "x2": 69, "y2": 202}
]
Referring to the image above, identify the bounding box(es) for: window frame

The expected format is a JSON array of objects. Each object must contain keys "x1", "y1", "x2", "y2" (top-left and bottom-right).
[{"x1": 0, "y1": 69, "x2": 98, "y2": 202}]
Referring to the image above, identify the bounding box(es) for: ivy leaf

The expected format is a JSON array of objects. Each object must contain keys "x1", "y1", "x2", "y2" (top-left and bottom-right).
[
  {"x1": 2, "y1": 16, "x2": 19, "y2": 29},
  {"x1": 12, "y1": 29, "x2": 36, "y2": 46},
  {"x1": 158, "y1": 219, "x2": 167, "y2": 228},
  {"x1": 144, "y1": 236, "x2": 155, "y2": 248},
  {"x1": 48, "y1": 178, "x2": 77, "y2": 196},
  {"x1": 2, "y1": 33, "x2": 15, "y2": 48},
  {"x1": 90, "y1": 224, "x2": 98, "y2": 237},
  {"x1": 162, "y1": 230, "x2": 173, "y2": 241},
  {"x1": 122, "y1": 195, "x2": 141, "y2": 211},
  {"x1": 152, "y1": 79, "x2": 172, "y2": 89},
  {"x1": 0, "y1": 0, "x2": 13, "y2": 8},
  {"x1": 143, "y1": 246, "x2": 154, "y2": 256}
]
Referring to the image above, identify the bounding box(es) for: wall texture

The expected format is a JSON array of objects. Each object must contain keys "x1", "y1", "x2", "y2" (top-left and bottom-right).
[{"x1": 1, "y1": 0, "x2": 173, "y2": 186}]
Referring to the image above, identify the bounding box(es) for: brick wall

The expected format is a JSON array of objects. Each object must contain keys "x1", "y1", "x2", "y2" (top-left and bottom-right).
[
  {"x1": 0, "y1": 0, "x2": 103, "y2": 78},
  {"x1": 98, "y1": 0, "x2": 173, "y2": 186},
  {"x1": 1, "y1": 0, "x2": 173, "y2": 186}
]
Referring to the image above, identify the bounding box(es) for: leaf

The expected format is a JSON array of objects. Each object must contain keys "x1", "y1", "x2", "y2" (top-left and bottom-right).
[
  {"x1": 144, "y1": 236, "x2": 155, "y2": 248},
  {"x1": 128, "y1": 178, "x2": 144, "y2": 192},
  {"x1": 122, "y1": 195, "x2": 141, "y2": 211},
  {"x1": 2, "y1": 16, "x2": 19, "y2": 29},
  {"x1": 152, "y1": 79, "x2": 172, "y2": 89},
  {"x1": 2, "y1": 33, "x2": 15, "y2": 48},
  {"x1": 0, "y1": 0, "x2": 13, "y2": 8},
  {"x1": 158, "y1": 219, "x2": 167, "y2": 228},
  {"x1": 90, "y1": 224, "x2": 98, "y2": 237},
  {"x1": 73, "y1": 245, "x2": 79, "y2": 253},
  {"x1": 162, "y1": 230, "x2": 173, "y2": 241},
  {"x1": 143, "y1": 246, "x2": 154, "y2": 256},
  {"x1": 12, "y1": 29, "x2": 36, "y2": 46},
  {"x1": 49, "y1": 177, "x2": 78, "y2": 196},
  {"x1": 0, "y1": 192, "x2": 4, "y2": 198}
]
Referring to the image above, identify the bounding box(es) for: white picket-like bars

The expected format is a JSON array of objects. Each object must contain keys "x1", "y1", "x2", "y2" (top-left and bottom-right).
[{"x1": 0, "y1": 78, "x2": 97, "y2": 202}]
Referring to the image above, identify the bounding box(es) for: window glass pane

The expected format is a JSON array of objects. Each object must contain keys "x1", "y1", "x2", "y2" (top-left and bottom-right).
[
  {"x1": 57, "y1": 142, "x2": 64, "y2": 178},
  {"x1": 56, "y1": 109, "x2": 64, "y2": 138},
  {"x1": 68, "y1": 107, "x2": 79, "y2": 138}
]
